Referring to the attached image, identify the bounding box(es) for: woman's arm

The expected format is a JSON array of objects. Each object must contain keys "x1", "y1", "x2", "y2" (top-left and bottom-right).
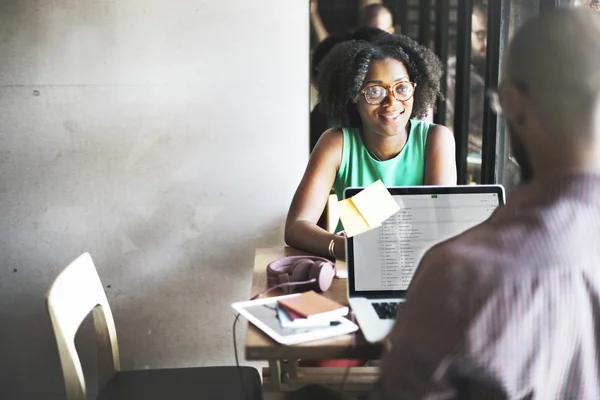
[
  {"x1": 359, "y1": 0, "x2": 384, "y2": 7},
  {"x1": 424, "y1": 124, "x2": 457, "y2": 185},
  {"x1": 310, "y1": 0, "x2": 329, "y2": 44},
  {"x1": 285, "y1": 128, "x2": 346, "y2": 259}
]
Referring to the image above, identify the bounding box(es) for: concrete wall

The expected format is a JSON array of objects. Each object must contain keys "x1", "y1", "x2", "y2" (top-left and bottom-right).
[{"x1": 0, "y1": 0, "x2": 308, "y2": 398}]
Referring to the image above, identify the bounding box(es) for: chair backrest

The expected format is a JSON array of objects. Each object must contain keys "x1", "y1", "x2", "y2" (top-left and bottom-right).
[{"x1": 46, "y1": 253, "x2": 121, "y2": 400}]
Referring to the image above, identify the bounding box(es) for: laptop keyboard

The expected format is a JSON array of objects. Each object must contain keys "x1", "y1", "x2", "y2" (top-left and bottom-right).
[{"x1": 372, "y1": 302, "x2": 402, "y2": 319}]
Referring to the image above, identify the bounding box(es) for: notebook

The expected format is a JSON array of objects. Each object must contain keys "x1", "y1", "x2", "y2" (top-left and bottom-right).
[
  {"x1": 277, "y1": 290, "x2": 348, "y2": 321},
  {"x1": 231, "y1": 294, "x2": 359, "y2": 345},
  {"x1": 276, "y1": 305, "x2": 342, "y2": 328}
]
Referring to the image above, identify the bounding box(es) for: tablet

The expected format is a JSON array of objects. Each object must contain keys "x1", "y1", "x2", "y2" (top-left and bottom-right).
[{"x1": 232, "y1": 293, "x2": 359, "y2": 346}]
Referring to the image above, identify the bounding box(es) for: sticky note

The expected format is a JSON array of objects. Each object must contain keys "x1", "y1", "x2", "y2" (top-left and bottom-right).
[
  {"x1": 336, "y1": 198, "x2": 372, "y2": 238},
  {"x1": 350, "y1": 180, "x2": 400, "y2": 227},
  {"x1": 337, "y1": 180, "x2": 399, "y2": 237}
]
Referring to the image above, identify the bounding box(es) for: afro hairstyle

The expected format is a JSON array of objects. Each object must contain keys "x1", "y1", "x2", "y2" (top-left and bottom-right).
[{"x1": 316, "y1": 34, "x2": 444, "y2": 127}]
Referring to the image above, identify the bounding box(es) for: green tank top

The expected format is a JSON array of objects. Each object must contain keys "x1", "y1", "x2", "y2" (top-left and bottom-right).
[{"x1": 332, "y1": 119, "x2": 430, "y2": 232}]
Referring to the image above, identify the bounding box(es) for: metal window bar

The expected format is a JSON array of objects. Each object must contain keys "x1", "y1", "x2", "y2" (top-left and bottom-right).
[
  {"x1": 493, "y1": 0, "x2": 513, "y2": 186},
  {"x1": 434, "y1": 0, "x2": 450, "y2": 125},
  {"x1": 398, "y1": 0, "x2": 409, "y2": 35},
  {"x1": 419, "y1": 0, "x2": 432, "y2": 47},
  {"x1": 480, "y1": 0, "x2": 503, "y2": 183},
  {"x1": 453, "y1": 0, "x2": 473, "y2": 184}
]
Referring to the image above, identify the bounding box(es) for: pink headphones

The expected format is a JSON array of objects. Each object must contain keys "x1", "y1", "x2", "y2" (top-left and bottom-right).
[{"x1": 264, "y1": 255, "x2": 336, "y2": 295}]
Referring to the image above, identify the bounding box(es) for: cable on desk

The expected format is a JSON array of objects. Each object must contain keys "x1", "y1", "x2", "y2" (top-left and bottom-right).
[
  {"x1": 250, "y1": 278, "x2": 317, "y2": 300},
  {"x1": 232, "y1": 312, "x2": 249, "y2": 400},
  {"x1": 338, "y1": 365, "x2": 351, "y2": 395}
]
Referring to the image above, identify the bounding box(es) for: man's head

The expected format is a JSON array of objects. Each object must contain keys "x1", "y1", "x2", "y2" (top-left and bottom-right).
[
  {"x1": 472, "y1": 3, "x2": 488, "y2": 61},
  {"x1": 500, "y1": 8, "x2": 600, "y2": 182},
  {"x1": 577, "y1": 0, "x2": 600, "y2": 12},
  {"x1": 360, "y1": 4, "x2": 395, "y2": 34}
]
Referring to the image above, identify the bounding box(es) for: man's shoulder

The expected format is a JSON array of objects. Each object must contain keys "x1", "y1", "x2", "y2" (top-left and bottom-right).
[{"x1": 425, "y1": 219, "x2": 501, "y2": 264}]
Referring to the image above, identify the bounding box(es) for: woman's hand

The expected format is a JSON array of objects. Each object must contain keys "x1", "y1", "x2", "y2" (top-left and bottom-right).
[{"x1": 333, "y1": 234, "x2": 346, "y2": 261}]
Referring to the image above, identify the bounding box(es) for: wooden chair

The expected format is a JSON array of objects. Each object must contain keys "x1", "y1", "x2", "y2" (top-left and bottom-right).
[{"x1": 46, "y1": 252, "x2": 262, "y2": 400}]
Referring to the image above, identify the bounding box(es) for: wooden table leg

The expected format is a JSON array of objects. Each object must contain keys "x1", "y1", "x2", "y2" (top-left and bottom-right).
[
  {"x1": 268, "y1": 359, "x2": 282, "y2": 391},
  {"x1": 287, "y1": 359, "x2": 299, "y2": 379},
  {"x1": 262, "y1": 366, "x2": 379, "y2": 396}
]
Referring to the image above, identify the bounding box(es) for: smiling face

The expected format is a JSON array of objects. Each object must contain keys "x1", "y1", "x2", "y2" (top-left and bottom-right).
[{"x1": 357, "y1": 58, "x2": 414, "y2": 138}]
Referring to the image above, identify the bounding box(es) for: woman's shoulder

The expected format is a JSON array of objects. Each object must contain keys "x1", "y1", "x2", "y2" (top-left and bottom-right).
[
  {"x1": 406, "y1": 121, "x2": 454, "y2": 152},
  {"x1": 425, "y1": 123, "x2": 453, "y2": 136},
  {"x1": 423, "y1": 123, "x2": 455, "y2": 150},
  {"x1": 409, "y1": 120, "x2": 451, "y2": 135},
  {"x1": 317, "y1": 127, "x2": 344, "y2": 147},
  {"x1": 310, "y1": 127, "x2": 345, "y2": 166},
  {"x1": 313, "y1": 126, "x2": 364, "y2": 155},
  {"x1": 318, "y1": 126, "x2": 361, "y2": 146}
]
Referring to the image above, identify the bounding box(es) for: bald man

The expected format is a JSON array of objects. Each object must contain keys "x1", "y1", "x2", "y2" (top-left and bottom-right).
[
  {"x1": 310, "y1": 0, "x2": 395, "y2": 44},
  {"x1": 360, "y1": 4, "x2": 395, "y2": 34},
  {"x1": 370, "y1": 8, "x2": 600, "y2": 399}
]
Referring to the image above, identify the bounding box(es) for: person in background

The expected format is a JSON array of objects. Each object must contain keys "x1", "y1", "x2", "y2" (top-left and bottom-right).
[
  {"x1": 310, "y1": 0, "x2": 396, "y2": 44},
  {"x1": 286, "y1": 34, "x2": 456, "y2": 261},
  {"x1": 360, "y1": 3, "x2": 395, "y2": 34},
  {"x1": 371, "y1": 8, "x2": 600, "y2": 399},
  {"x1": 445, "y1": 2, "x2": 488, "y2": 155}
]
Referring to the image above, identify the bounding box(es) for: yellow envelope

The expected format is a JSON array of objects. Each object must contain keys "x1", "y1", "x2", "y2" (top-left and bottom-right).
[{"x1": 337, "y1": 180, "x2": 399, "y2": 237}]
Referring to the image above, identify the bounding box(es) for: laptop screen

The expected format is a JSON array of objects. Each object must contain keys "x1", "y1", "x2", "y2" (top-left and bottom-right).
[{"x1": 346, "y1": 186, "x2": 504, "y2": 297}]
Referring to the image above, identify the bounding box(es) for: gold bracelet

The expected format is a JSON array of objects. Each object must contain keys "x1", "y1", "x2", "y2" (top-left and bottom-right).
[{"x1": 328, "y1": 239, "x2": 336, "y2": 259}]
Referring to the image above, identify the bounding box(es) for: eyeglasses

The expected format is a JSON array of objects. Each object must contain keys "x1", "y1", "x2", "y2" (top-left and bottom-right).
[
  {"x1": 360, "y1": 81, "x2": 417, "y2": 105},
  {"x1": 472, "y1": 29, "x2": 487, "y2": 41}
]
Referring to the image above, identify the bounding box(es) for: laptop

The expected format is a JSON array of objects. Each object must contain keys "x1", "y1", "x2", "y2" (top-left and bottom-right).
[{"x1": 344, "y1": 185, "x2": 506, "y2": 343}]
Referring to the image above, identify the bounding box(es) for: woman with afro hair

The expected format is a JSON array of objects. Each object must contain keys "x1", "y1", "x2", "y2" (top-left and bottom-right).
[{"x1": 286, "y1": 33, "x2": 457, "y2": 261}]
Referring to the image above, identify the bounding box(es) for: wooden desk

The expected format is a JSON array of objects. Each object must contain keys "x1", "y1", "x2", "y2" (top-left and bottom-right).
[{"x1": 246, "y1": 247, "x2": 382, "y2": 397}]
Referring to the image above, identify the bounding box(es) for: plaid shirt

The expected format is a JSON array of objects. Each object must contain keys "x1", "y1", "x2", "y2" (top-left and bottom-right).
[{"x1": 370, "y1": 173, "x2": 600, "y2": 400}]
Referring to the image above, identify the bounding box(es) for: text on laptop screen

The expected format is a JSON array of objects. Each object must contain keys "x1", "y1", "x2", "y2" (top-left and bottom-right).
[{"x1": 353, "y1": 192, "x2": 500, "y2": 291}]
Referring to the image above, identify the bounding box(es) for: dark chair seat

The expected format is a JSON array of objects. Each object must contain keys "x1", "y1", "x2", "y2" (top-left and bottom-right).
[{"x1": 98, "y1": 366, "x2": 262, "y2": 400}]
